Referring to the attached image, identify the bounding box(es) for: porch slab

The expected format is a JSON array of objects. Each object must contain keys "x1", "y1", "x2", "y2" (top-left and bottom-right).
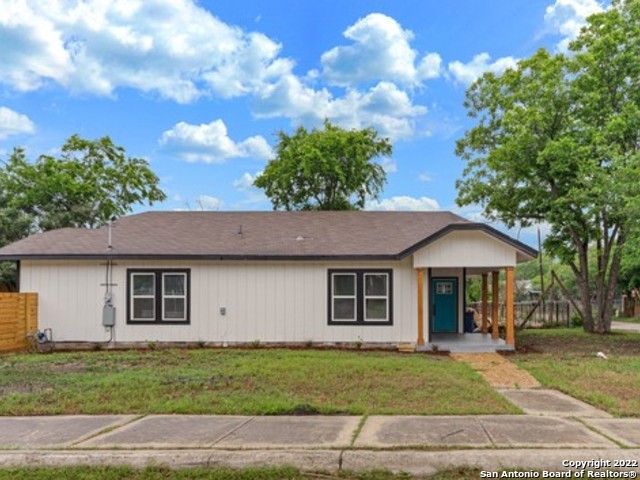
[
  {"x1": 215, "y1": 416, "x2": 360, "y2": 449},
  {"x1": 582, "y1": 419, "x2": 640, "y2": 447},
  {"x1": 499, "y1": 389, "x2": 611, "y2": 418},
  {"x1": 0, "y1": 415, "x2": 136, "y2": 449},
  {"x1": 428, "y1": 333, "x2": 513, "y2": 353},
  {"x1": 478, "y1": 415, "x2": 616, "y2": 448},
  {"x1": 354, "y1": 416, "x2": 492, "y2": 448},
  {"x1": 79, "y1": 415, "x2": 250, "y2": 448}
]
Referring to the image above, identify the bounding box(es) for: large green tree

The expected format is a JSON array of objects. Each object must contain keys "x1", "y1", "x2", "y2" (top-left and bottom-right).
[
  {"x1": 1, "y1": 135, "x2": 166, "y2": 231},
  {"x1": 0, "y1": 135, "x2": 166, "y2": 289},
  {"x1": 455, "y1": 1, "x2": 640, "y2": 333},
  {"x1": 0, "y1": 195, "x2": 32, "y2": 289},
  {"x1": 254, "y1": 120, "x2": 391, "y2": 210}
]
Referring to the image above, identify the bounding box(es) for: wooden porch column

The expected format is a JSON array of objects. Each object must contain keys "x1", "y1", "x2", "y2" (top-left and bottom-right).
[
  {"x1": 491, "y1": 271, "x2": 499, "y2": 340},
  {"x1": 481, "y1": 273, "x2": 488, "y2": 334},
  {"x1": 505, "y1": 266, "x2": 515, "y2": 346},
  {"x1": 417, "y1": 268, "x2": 425, "y2": 346}
]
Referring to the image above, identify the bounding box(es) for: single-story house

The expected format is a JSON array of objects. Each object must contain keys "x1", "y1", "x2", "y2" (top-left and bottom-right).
[{"x1": 0, "y1": 211, "x2": 536, "y2": 351}]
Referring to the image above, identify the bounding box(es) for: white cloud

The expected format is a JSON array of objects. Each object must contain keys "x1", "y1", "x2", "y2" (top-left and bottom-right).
[
  {"x1": 379, "y1": 158, "x2": 397, "y2": 173},
  {"x1": 366, "y1": 195, "x2": 441, "y2": 211},
  {"x1": 0, "y1": 107, "x2": 36, "y2": 139},
  {"x1": 0, "y1": 0, "x2": 293, "y2": 102},
  {"x1": 1, "y1": 3, "x2": 432, "y2": 139},
  {"x1": 232, "y1": 171, "x2": 269, "y2": 206},
  {"x1": 195, "y1": 195, "x2": 224, "y2": 211},
  {"x1": 254, "y1": 79, "x2": 427, "y2": 140},
  {"x1": 544, "y1": 0, "x2": 604, "y2": 51},
  {"x1": 233, "y1": 172, "x2": 258, "y2": 192},
  {"x1": 418, "y1": 173, "x2": 433, "y2": 182},
  {"x1": 417, "y1": 53, "x2": 442, "y2": 80},
  {"x1": 448, "y1": 53, "x2": 518, "y2": 86},
  {"x1": 159, "y1": 119, "x2": 272, "y2": 163},
  {"x1": 321, "y1": 13, "x2": 441, "y2": 86}
]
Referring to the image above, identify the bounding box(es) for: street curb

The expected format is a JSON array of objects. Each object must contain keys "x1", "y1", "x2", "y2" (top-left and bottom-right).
[
  {"x1": 0, "y1": 450, "x2": 341, "y2": 471},
  {"x1": 1, "y1": 449, "x2": 639, "y2": 474},
  {"x1": 343, "y1": 449, "x2": 640, "y2": 476}
]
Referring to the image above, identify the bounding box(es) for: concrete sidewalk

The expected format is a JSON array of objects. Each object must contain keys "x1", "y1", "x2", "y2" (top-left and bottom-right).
[
  {"x1": 612, "y1": 320, "x2": 640, "y2": 332},
  {"x1": 1, "y1": 414, "x2": 640, "y2": 474}
]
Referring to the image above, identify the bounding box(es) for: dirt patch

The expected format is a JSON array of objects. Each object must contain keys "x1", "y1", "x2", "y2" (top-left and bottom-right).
[
  {"x1": 284, "y1": 404, "x2": 322, "y2": 415},
  {"x1": 47, "y1": 361, "x2": 89, "y2": 374},
  {"x1": 451, "y1": 353, "x2": 541, "y2": 389},
  {"x1": 517, "y1": 330, "x2": 640, "y2": 356},
  {"x1": 0, "y1": 383, "x2": 51, "y2": 395}
]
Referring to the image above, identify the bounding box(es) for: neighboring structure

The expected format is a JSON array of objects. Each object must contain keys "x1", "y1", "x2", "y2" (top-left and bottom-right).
[{"x1": 0, "y1": 211, "x2": 536, "y2": 351}]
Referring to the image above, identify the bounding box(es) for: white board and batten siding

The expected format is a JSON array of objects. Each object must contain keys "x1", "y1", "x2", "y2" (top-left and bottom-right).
[
  {"x1": 413, "y1": 230, "x2": 517, "y2": 269},
  {"x1": 20, "y1": 259, "x2": 418, "y2": 344}
]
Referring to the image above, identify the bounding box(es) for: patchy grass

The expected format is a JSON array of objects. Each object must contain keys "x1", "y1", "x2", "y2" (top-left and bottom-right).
[
  {"x1": 0, "y1": 348, "x2": 517, "y2": 416},
  {"x1": 0, "y1": 466, "x2": 494, "y2": 480},
  {"x1": 515, "y1": 328, "x2": 640, "y2": 417}
]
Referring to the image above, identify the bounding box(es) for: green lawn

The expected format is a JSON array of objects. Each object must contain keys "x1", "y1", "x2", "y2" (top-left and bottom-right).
[
  {"x1": 515, "y1": 328, "x2": 640, "y2": 417},
  {"x1": 0, "y1": 348, "x2": 518, "y2": 416}
]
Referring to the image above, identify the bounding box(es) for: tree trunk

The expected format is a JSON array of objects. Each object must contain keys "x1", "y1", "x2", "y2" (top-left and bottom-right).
[
  {"x1": 576, "y1": 248, "x2": 595, "y2": 332},
  {"x1": 599, "y1": 235, "x2": 625, "y2": 333}
]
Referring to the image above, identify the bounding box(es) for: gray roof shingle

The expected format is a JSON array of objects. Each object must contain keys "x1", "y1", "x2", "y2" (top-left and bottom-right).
[{"x1": 0, "y1": 211, "x2": 537, "y2": 260}]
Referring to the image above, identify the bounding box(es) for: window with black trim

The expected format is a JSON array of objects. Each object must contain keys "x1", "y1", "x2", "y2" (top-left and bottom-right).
[
  {"x1": 328, "y1": 269, "x2": 393, "y2": 325},
  {"x1": 127, "y1": 269, "x2": 190, "y2": 324}
]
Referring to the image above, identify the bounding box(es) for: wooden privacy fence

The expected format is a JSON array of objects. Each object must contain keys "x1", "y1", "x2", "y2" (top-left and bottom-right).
[
  {"x1": 0, "y1": 293, "x2": 38, "y2": 352},
  {"x1": 470, "y1": 300, "x2": 574, "y2": 328}
]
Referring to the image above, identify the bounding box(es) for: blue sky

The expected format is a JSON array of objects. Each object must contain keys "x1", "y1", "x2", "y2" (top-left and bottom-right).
[{"x1": 0, "y1": 0, "x2": 604, "y2": 244}]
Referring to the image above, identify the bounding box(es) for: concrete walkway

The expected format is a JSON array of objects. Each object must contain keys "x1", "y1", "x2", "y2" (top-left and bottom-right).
[
  {"x1": 612, "y1": 320, "x2": 640, "y2": 332},
  {"x1": 1, "y1": 414, "x2": 640, "y2": 474}
]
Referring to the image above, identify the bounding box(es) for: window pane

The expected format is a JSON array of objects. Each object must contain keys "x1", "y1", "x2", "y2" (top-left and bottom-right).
[
  {"x1": 133, "y1": 274, "x2": 155, "y2": 295},
  {"x1": 164, "y1": 298, "x2": 185, "y2": 320},
  {"x1": 133, "y1": 298, "x2": 155, "y2": 319},
  {"x1": 436, "y1": 282, "x2": 453, "y2": 295},
  {"x1": 366, "y1": 299, "x2": 387, "y2": 320},
  {"x1": 333, "y1": 274, "x2": 355, "y2": 296},
  {"x1": 365, "y1": 274, "x2": 387, "y2": 296},
  {"x1": 334, "y1": 298, "x2": 355, "y2": 320},
  {"x1": 164, "y1": 274, "x2": 185, "y2": 295}
]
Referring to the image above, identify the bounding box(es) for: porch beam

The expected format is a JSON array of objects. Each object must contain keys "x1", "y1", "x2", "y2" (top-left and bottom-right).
[
  {"x1": 505, "y1": 266, "x2": 515, "y2": 346},
  {"x1": 417, "y1": 268, "x2": 425, "y2": 346},
  {"x1": 492, "y1": 270, "x2": 499, "y2": 340},
  {"x1": 481, "y1": 273, "x2": 488, "y2": 334}
]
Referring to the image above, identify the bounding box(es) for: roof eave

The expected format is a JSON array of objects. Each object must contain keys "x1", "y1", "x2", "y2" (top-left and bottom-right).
[{"x1": 3, "y1": 253, "x2": 403, "y2": 262}]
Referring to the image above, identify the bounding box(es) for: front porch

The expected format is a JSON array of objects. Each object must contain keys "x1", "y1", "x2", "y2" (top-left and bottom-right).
[{"x1": 410, "y1": 227, "x2": 535, "y2": 353}]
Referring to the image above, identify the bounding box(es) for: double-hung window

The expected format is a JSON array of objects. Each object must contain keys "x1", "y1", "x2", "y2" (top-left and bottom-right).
[
  {"x1": 128, "y1": 269, "x2": 190, "y2": 324},
  {"x1": 328, "y1": 269, "x2": 393, "y2": 325}
]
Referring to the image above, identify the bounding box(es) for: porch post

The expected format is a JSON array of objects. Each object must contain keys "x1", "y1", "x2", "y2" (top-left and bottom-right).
[
  {"x1": 505, "y1": 266, "x2": 515, "y2": 346},
  {"x1": 492, "y1": 271, "x2": 499, "y2": 340},
  {"x1": 481, "y1": 273, "x2": 489, "y2": 334},
  {"x1": 417, "y1": 268, "x2": 425, "y2": 346}
]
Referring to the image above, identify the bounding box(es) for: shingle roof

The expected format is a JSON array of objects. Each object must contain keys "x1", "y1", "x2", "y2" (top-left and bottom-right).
[{"x1": 0, "y1": 211, "x2": 537, "y2": 260}]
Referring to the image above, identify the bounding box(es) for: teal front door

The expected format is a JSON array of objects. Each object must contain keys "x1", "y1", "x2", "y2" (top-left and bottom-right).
[{"x1": 431, "y1": 278, "x2": 458, "y2": 333}]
